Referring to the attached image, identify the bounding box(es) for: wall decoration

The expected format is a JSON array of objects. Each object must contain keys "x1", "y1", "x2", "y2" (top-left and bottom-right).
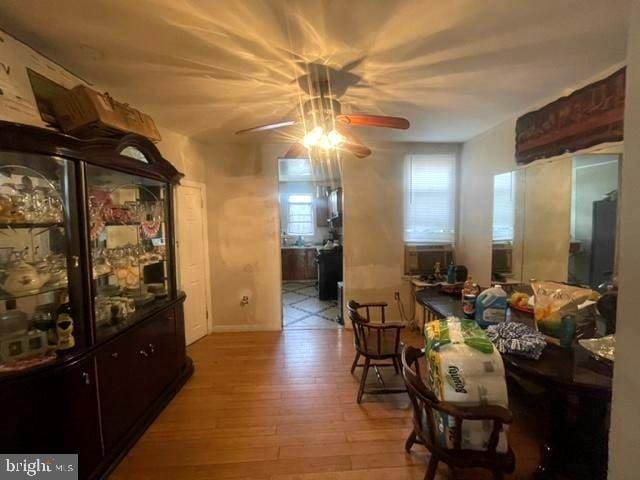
[{"x1": 515, "y1": 67, "x2": 625, "y2": 165}]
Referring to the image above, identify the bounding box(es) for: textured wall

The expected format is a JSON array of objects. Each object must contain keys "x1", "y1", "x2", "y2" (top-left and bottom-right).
[
  {"x1": 0, "y1": 30, "x2": 206, "y2": 183},
  {"x1": 342, "y1": 142, "x2": 460, "y2": 322},
  {"x1": 204, "y1": 143, "x2": 283, "y2": 331},
  {"x1": 458, "y1": 119, "x2": 518, "y2": 286},
  {"x1": 609, "y1": 1, "x2": 640, "y2": 477}
]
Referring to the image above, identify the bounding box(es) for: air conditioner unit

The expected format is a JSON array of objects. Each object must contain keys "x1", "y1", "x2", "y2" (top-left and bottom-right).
[
  {"x1": 491, "y1": 242, "x2": 513, "y2": 274},
  {"x1": 404, "y1": 244, "x2": 454, "y2": 276}
]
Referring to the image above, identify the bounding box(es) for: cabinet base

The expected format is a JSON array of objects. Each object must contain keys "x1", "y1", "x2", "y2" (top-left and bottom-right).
[{"x1": 93, "y1": 357, "x2": 194, "y2": 480}]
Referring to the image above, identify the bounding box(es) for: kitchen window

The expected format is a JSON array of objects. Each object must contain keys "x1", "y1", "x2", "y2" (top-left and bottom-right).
[
  {"x1": 287, "y1": 194, "x2": 314, "y2": 236},
  {"x1": 404, "y1": 153, "x2": 457, "y2": 244}
]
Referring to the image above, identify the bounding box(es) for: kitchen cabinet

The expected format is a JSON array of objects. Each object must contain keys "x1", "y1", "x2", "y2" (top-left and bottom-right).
[
  {"x1": 328, "y1": 187, "x2": 342, "y2": 226},
  {"x1": 282, "y1": 248, "x2": 317, "y2": 281},
  {"x1": 315, "y1": 196, "x2": 329, "y2": 227}
]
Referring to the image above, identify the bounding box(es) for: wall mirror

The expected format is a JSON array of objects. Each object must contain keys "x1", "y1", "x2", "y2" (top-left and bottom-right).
[{"x1": 491, "y1": 147, "x2": 621, "y2": 288}]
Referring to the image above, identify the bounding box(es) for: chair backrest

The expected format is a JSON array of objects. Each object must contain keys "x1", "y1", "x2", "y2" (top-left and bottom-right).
[
  {"x1": 401, "y1": 346, "x2": 442, "y2": 451},
  {"x1": 347, "y1": 300, "x2": 372, "y2": 354},
  {"x1": 347, "y1": 300, "x2": 400, "y2": 358},
  {"x1": 401, "y1": 345, "x2": 508, "y2": 456}
]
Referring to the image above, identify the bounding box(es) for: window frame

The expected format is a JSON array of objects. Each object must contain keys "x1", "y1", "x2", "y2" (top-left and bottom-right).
[
  {"x1": 286, "y1": 193, "x2": 315, "y2": 237},
  {"x1": 403, "y1": 153, "x2": 458, "y2": 245},
  {"x1": 492, "y1": 171, "x2": 516, "y2": 243}
]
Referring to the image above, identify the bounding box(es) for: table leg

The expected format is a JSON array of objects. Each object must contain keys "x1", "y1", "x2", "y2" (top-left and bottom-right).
[
  {"x1": 534, "y1": 391, "x2": 610, "y2": 480},
  {"x1": 534, "y1": 390, "x2": 568, "y2": 480}
]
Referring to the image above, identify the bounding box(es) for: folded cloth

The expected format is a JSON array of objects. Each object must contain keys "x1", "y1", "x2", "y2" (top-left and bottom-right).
[{"x1": 486, "y1": 322, "x2": 547, "y2": 360}]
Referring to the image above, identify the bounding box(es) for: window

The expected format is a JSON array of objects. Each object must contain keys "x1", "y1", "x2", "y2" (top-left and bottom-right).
[
  {"x1": 492, "y1": 172, "x2": 515, "y2": 242},
  {"x1": 287, "y1": 194, "x2": 314, "y2": 236},
  {"x1": 278, "y1": 158, "x2": 312, "y2": 181},
  {"x1": 404, "y1": 154, "x2": 457, "y2": 244}
]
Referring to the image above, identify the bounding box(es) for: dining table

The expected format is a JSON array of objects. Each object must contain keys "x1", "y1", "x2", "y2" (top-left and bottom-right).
[{"x1": 415, "y1": 287, "x2": 613, "y2": 480}]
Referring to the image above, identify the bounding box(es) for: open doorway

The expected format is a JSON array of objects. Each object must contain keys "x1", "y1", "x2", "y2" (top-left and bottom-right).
[{"x1": 278, "y1": 157, "x2": 344, "y2": 329}]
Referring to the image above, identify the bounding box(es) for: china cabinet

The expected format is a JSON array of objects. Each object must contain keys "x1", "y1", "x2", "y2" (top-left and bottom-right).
[{"x1": 0, "y1": 121, "x2": 192, "y2": 479}]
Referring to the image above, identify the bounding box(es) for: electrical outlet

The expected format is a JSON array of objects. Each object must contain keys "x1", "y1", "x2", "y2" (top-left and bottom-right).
[
  {"x1": 394, "y1": 291, "x2": 400, "y2": 301},
  {"x1": 241, "y1": 296, "x2": 249, "y2": 306}
]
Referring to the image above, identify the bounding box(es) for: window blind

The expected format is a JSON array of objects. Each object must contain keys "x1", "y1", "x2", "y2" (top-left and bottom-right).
[
  {"x1": 287, "y1": 194, "x2": 314, "y2": 236},
  {"x1": 404, "y1": 154, "x2": 457, "y2": 244},
  {"x1": 492, "y1": 171, "x2": 515, "y2": 242}
]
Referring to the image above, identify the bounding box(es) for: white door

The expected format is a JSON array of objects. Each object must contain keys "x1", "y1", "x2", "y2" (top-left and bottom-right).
[{"x1": 177, "y1": 183, "x2": 209, "y2": 345}]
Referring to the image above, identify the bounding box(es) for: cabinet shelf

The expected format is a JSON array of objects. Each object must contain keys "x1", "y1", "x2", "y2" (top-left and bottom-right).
[
  {"x1": 92, "y1": 260, "x2": 166, "y2": 281},
  {"x1": 0, "y1": 222, "x2": 63, "y2": 230},
  {"x1": 0, "y1": 284, "x2": 68, "y2": 301},
  {"x1": 104, "y1": 221, "x2": 142, "y2": 227}
]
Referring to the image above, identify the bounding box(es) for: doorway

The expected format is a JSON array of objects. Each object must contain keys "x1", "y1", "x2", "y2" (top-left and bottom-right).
[
  {"x1": 176, "y1": 180, "x2": 212, "y2": 345},
  {"x1": 278, "y1": 157, "x2": 344, "y2": 330}
]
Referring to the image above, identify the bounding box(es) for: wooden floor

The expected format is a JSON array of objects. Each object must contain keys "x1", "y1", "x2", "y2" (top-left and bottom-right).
[{"x1": 111, "y1": 328, "x2": 542, "y2": 479}]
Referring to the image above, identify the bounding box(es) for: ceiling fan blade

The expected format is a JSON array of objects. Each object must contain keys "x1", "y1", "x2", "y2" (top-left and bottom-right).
[
  {"x1": 284, "y1": 142, "x2": 307, "y2": 159},
  {"x1": 343, "y1": 142, "x2": 372, "y2": 159},
  {"x1": 336, "y1": 114, "x2": 410, "y2": 130},
  {"x1": 235, "y1": 120, "x2": 297, "y2": 135},
  {"x1": 337, "y1": 127, "x2": 372, "y2": 158}
]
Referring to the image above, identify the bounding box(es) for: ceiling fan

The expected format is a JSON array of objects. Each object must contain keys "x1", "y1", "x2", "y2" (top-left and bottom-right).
[{"x1": 235, "y1": 62, "x2": 410, "y2": 159}]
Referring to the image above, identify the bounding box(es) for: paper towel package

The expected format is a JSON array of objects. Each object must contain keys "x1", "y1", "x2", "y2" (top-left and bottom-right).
[{"x1": 425, "y1": 317, "x2": 509, "y2": 452}]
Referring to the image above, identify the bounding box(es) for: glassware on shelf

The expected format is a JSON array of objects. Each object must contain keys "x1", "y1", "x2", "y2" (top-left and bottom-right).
[
  {"x1": 0, "y1": 154, "x2": 79, "y2": 372},
  {"x1": 0, "y1": 310, "x2": 29, "y2": 337},
  {"x1": 89, "y1": 195, "x2": 106, "y2": 241},
  {"x1": 0, "y1": 166, "x2": 64, "y2": 225},
  {"x1": 91, "y1": 244, "x2": 166, "y2": 281},
  {"x1": 2, "y1": 256, "x2": 52, "y2": 296},
  {"x1": 87, "y1": 165, "x2": 171, "y2": 342}
]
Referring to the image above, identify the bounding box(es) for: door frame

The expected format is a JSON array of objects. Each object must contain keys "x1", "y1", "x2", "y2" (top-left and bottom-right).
[{"x1": 175, "y1": 179, "x2": 214, "y2": 335}]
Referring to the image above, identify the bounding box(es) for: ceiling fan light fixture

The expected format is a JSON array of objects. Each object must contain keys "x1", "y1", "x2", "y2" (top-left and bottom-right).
[
  {"x1": 303, "y1": 126, "x2": 323, "y2": 148},
  {"x1": 327, "y1": 129, "x2": 343, "y2": 147},
  {"x1": 302, "y1": 127, "x2": 343, "y2": 151},
  {"x1": 318, "y1": 134, "x2": 333, "y2": 151}
]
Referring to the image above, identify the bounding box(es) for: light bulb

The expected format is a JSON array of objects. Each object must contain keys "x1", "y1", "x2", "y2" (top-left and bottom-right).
[
  {"x1": 327, "y1": 129, "x2": 343, "y2": 147},
  {"x1": 318, "y1": 133, "x2": 332, "y2": 150},
  {"x1": 303, "y1": 126, "x2": 323, "y2": 148}
]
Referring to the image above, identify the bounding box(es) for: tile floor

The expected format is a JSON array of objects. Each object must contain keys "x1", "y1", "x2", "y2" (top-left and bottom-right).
[{"x1": 282, "y1": 281, "x2": 342, "y2": 329}]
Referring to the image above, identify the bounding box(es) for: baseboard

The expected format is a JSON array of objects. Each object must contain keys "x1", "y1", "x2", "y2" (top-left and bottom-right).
[{"x1": 210, "y1": 324, "x2": 282, "y2": 332}]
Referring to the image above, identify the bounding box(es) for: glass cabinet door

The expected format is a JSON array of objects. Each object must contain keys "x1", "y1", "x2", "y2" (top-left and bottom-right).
[
  {"x1": 0, "y1": 152, "x2": 83, "y2": 373},
  {"x1": 86, "y1": 164, "x2": 172, "y2": 342}
]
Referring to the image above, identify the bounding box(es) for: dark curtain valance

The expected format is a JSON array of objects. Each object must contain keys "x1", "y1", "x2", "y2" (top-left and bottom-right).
[{"x1": 515, "y1": 67, "x2": 625, "y2": 165}]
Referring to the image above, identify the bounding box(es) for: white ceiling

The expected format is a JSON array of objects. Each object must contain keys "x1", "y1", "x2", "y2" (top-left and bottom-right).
[{"x1": 0, "y1": 0, "x2": 631, "y2": 143}]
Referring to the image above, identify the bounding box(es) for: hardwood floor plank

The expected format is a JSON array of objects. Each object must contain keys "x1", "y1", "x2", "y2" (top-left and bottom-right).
[
  {"x1": 111, "y1": 328, "x2": 541, "y2": 479},
  {"x1": 278, "y1": 440, "x2": 406, "y2": 460},
  {"x1": 113, "y1": 456, "x2": 352, "y2": 480},
  {"x1": 269, "y1": 465, "x2": 431, "y2": 480}
]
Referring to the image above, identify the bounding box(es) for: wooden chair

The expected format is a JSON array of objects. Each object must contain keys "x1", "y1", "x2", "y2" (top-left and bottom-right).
[
  {"x1": 401, "y1": 345, "x2": 515, "y2": 480},
  {"x1": 347, "y1": 300, "x2": 406, "y2": 403}
]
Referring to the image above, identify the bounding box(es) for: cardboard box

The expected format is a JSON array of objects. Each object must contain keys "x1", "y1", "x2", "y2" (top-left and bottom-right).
[{"x1": 51, "y1": 86, "x2": 161, "y2": 142}]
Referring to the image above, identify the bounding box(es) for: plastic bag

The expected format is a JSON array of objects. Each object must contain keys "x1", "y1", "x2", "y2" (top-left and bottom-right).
[
  {"x1": 424, "y1": 317, "x2": 508, "y2": 452},
  {"x1": 531, "y1": 281, "x2": 596, "y2": 338}
]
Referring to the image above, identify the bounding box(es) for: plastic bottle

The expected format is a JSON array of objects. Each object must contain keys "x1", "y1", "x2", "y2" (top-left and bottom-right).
[
  {"x1": 475, "y1": 284, "x2": 508, "y2": 328},
  {"x1": 446, "y1": 262, "x2": 456, "y2": 284},
  {"x1": 461, "y1": 276, "x2": 480, "y2": 319}
]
